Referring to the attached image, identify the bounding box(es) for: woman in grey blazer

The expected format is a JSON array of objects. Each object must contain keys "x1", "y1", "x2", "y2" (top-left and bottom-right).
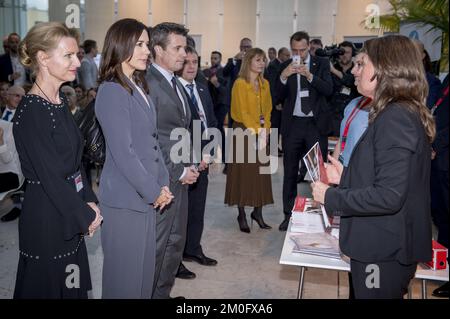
[{"x1": 95, "y1": 18, "x2": 173, "y2": 299}]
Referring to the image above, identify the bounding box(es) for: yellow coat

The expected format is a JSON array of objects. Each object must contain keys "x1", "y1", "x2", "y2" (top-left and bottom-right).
[{"x1": 230, "y1": 77, "x2": 272, "y2": 134}]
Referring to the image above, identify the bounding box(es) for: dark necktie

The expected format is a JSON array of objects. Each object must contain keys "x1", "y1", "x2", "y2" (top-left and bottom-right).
[
  {"x1": 2, "y1": 110, "x2": 12, "y2": 122},
  {"x1": 300, "y1": 74, "x2": 312, "y2": 114},
  {"x1": 186, "y1": 83, "x2": 206, "y2": 131},
  {"x1": 171, "y1": 76, "x2": 180, "y2": 98}
]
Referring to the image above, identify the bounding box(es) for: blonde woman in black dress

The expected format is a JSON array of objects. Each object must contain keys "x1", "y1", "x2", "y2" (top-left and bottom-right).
[{"x1": 13, "y1": 22, "x2": 102, "y2": 299}]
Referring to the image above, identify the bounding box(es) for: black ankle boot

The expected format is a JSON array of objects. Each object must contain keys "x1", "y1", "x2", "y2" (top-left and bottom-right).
[
  {"x1": 237, "y1": 207, "x2": 250, "y2": 233},
  {"x1": 250, "y1": 207, "x2": 272, "y2": 229}
]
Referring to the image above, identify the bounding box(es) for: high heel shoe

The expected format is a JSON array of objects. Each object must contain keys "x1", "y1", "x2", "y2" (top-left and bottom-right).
[
  {"x1": 237, "y1": 216, "x2": 250, "y2": 233},
  {"x1": 250, "y1": 208, "x2": 272, "y2": 229},
  {"x1": 237, "y1": 207, "x2": 250, "y2": 233}
]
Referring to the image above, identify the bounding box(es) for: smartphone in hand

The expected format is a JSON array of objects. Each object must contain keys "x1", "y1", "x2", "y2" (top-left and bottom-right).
[{"x1": 292, "y1": 55, "x2": 301, "y2": 67}]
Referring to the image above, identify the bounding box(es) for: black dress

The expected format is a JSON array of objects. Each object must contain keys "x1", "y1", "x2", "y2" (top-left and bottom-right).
[{"x1": 12, "y1": 94, "x2": 97, "y2": 299}]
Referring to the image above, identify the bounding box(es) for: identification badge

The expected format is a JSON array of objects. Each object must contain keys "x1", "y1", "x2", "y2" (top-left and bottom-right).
[
  {"x1": 74, "y1": 173, "x2": 83, "y2": 193},
  {"x1": 259, "y1": 115, "x2": 265, "y2": 125},
  {"x1": 299, "y1": 90, "x2": 309, "y2": 98},
  {"x1": 341, "y1": 86, "x2": 351, "y2": 96}
]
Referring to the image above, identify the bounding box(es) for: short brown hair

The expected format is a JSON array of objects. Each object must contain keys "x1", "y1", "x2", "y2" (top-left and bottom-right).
[
  {"x1": 290, "y1": 31, "x2": 310, "y2": 45},
  {"x1": 149, "y1": 22, "x2": 189, "y2": 60},
  {"x1": 98, "y1": 18, "x2": 149, "y2": 94}
]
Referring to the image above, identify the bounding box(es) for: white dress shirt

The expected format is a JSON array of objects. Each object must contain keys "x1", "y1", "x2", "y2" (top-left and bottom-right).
[
  {"x1": 10, "y1": 55, "x2": 26, "y2": 87},
  {"x1": 280, "y1": 53, "x2": 314, "y2": 117},
  {"x1": 0, "y1": 120, "x2": 24, "y2": 200},
  {"x1": 152, "y1": 63, "x2": 187, "y2": 115}
]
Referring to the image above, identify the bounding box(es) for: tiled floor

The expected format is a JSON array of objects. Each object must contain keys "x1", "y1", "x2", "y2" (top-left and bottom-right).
[{"x1": 0, "y1": 160, "x2": 443, "y2": 299}]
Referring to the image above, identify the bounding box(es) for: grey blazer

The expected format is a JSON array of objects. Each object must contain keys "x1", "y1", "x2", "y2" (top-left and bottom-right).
[
  {"x1": 146, "y1": 64, "x2": 192, "y2": 183},
  {"x1": 95, "y1": 80, "x2": 169, "y2": 213}
]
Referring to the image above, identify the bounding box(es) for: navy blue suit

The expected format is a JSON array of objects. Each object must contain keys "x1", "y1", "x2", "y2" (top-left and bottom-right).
[{"x1": 182, "y1": 81, "x2": 217, "y2": 256}]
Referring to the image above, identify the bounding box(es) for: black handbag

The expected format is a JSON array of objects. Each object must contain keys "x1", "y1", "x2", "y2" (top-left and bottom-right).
[{"x1": 76, "y1": 99, "x2": 106, "y2": 165}]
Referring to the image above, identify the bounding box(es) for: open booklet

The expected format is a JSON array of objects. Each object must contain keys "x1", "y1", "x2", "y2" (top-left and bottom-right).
[{"x1": 302, "y1": 142, "x2": 331, "y2": 228}]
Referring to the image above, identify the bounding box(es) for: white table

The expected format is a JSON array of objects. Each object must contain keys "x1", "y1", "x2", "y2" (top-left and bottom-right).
[
  {"x1": 413, "y1": 263, "x2": 448, "y2": 299},
  {"x1": 280, "y1": 219, "x2": 449, "y2": 299},
  {"x1": 279, "y1": 221, "x2": 350, "y2": 298}
]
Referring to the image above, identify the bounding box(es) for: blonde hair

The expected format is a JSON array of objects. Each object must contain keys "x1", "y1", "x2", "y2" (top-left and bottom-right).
[
  {"x1": 238, "y1": 48, "x2": 267, "y2": 83},
  {"x1": 362, "y1": 35, "x2": 435, "y2": 143},
  {"x1": 19, "y1": 22, "x2": 79, "y2": 75}
]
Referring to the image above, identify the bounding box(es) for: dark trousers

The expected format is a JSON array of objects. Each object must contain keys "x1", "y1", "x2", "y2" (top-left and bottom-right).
[
  {"x1": 0, "y1": 172, "x2": 19, "y2": 193},
  {"x1": 185, "y1": 170, "x2": 209, "y2": 256},
  {"x1": 214, "y1": 104, "x2": 229, "y2": 162},
  {"x1": 282, "y1": 117, "x2": 325, "y2": 216},
  {"x1": 271, "y1": 108, "x2": 282, "y2": 148},
  {"x1": 430, "y1": 164, "x2": 449, "y2": 248},
  {"x1": 350, "y1": 259, "x2": 417, "y2": 299}
]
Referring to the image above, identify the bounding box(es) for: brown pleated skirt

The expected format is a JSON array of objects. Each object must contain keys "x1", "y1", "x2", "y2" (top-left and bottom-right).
[{"x1": 224, "y1": 122, "x2": 274, "y2": 207}]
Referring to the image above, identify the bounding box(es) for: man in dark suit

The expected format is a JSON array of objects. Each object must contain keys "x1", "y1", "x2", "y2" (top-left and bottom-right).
[
  {"x1": 431, "y1": 75, "x2": 449, "y2": 298},
  {"x1": 178, "y1": 46, "x2": 218, "y2": 274},
  {"x1": 265, "y1": 47, "x2": 291, "y2": 156},
  {"x1": 203, "y1": 51, "x2": 228, "y2": 163},
  {"x1": 275, "y1": 31, "x2": 333, "y2": 231},
  {"x1": 0, "y1": 33, "x2": 29, "y2": 87},
  {"x1": 147, "y1": 22, "x2": 199, "y2": 299},
  {"x1": 223, "y1": 37, "x2": 252, "y2": 128}
]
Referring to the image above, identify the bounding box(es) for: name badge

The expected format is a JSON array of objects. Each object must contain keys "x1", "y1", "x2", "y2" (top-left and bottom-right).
[
  {"x1": 74, "y1": 173, "x2": 84, "y2": 193},
  {"x1": 299, "y1": 90, "x2": 309, "y2": 98},
  {"x1": 259, "y1": 115, "x2": 265, "y2": 125},
  {"x1": 340, "y1": 86, "x2": 351, "y2": 96}
]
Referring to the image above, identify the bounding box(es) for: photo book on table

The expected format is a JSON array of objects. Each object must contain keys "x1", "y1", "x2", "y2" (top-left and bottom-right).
[{"x1": 290, "y1": 232, "x2": 341, "y2": 259}]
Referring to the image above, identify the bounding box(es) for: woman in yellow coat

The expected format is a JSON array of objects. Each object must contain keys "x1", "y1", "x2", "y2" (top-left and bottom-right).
[{"x1": 225, "y1": 48, "x2": 274, "y2": 233}]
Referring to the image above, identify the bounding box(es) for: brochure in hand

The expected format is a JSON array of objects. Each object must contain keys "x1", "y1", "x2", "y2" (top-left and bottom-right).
[{"x1": 303, "y1": 143, "x2": 331, "y2": 228}]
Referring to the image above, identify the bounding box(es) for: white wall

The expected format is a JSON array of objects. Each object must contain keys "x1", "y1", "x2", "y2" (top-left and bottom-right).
[{"x1": 45, "y1": 0, "x2": 393, "y2": 65}]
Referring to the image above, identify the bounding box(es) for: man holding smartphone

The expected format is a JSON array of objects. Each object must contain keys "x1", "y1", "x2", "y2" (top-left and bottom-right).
[{"x1": 274, "y1": 31, "x2": 333, "y2": 231}]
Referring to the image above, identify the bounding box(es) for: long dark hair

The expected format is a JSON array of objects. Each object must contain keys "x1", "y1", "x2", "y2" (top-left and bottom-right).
[
  {"x1": 99, "y1": 18, "x2": 149, "y2": 94},
  {"x1": 362, "y1": 35, "x2": 435, "y2": 143}
]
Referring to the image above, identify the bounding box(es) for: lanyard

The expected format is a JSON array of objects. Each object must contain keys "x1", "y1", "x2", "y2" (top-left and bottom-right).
[
  {"x1": 256, "y1": 78, "x2": 265, "y2": 125},
  {"x1": 431, "y1": 86, "x2": 449, "y2": 115},
  {"x1": 340, "y1": 97, "x2": 371, "y2": 154}
]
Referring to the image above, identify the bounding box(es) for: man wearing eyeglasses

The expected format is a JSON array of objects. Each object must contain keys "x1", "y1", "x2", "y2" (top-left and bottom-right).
[{"x1": 1, "y1": 85, "x2": 25, "y2": 122}]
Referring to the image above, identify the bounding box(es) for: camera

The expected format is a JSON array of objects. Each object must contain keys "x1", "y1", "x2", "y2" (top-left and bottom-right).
[{"x1": 315, "y1": 45, "x2": 345, "y2": 63}]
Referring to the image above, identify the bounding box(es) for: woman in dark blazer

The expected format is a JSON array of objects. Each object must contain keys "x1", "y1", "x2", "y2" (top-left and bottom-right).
[
  {"x1": 311, "y1": 35, "x2": 436, "y2": 299},
  {"x1": 95, "y1": 19, "x2": 173, "y2": 299}
]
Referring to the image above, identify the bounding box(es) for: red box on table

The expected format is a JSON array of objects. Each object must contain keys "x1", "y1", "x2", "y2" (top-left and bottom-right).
[{"x1": 425, "y1": 240, "x2": 448, "y2": 270}]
